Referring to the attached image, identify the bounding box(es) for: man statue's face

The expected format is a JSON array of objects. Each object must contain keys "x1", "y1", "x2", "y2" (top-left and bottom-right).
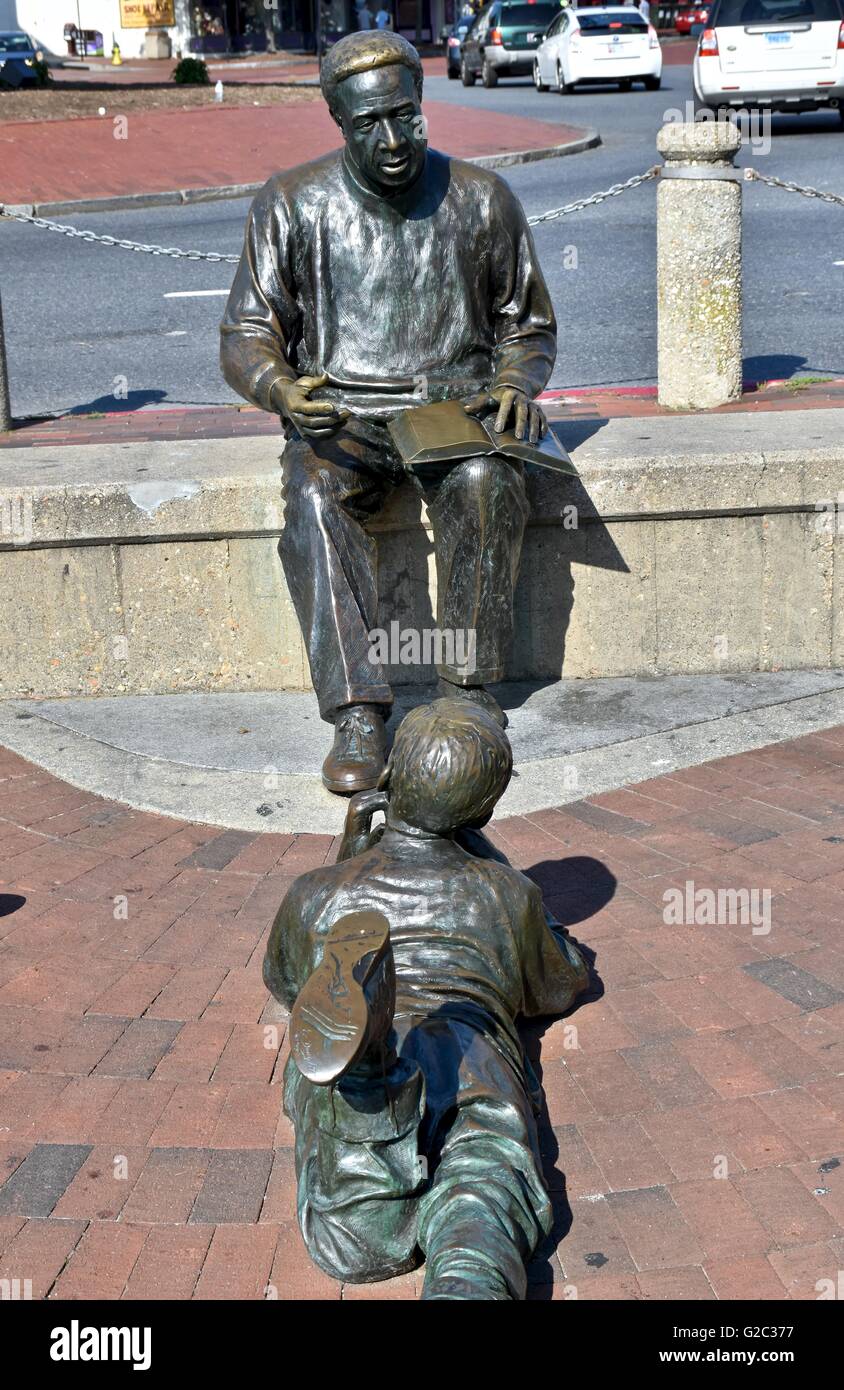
[{"x1": 333, "y1": 64, "x2": 426, "y2": 196}]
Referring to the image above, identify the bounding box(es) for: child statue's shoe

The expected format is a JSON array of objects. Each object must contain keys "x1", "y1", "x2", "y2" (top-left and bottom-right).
[{"x1": 290, "y1": 910, "x2": 395, "y2": 1085}]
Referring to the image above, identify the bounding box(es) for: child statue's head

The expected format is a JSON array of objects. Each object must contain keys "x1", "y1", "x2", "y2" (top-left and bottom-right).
[{"x1": 381, "y1": 698, "x2": 512, "y2": 835}]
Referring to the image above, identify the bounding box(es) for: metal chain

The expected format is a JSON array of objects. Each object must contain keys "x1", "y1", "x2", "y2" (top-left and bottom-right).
[
  {"x1": 526, "y1": 166, "x2": 660, "y2": 226},
  {"x1": 743, "y1": 167, "x2": 844, "y2": 209},
  {"x1": 0, "y1": 206, "x2": 240, "y2": 262},
  {"x1": 1, "y1": 162, "x2": 840, "y2": 261}
]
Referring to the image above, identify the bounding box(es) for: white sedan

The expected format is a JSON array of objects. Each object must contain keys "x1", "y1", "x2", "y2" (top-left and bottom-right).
[{"x1": 534, "y1": 5, "x2": 663, "y2": 92}]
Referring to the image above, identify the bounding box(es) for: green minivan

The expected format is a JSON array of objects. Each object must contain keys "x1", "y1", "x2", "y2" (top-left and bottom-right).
[{"x1": 460, "y1": 0, "x2": 563, "y2": 86}]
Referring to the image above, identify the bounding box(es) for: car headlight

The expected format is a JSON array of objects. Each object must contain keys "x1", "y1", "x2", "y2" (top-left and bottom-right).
[{"x1": 24, "y1": 57, "x2": 34, "y2": 65}]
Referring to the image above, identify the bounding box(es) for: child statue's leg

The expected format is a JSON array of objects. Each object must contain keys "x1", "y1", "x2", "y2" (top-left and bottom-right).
[
  {"x1": 417, "y1": 1122, "x2": 551, "y2": 1300},
  {"x1": 402, "y1": 1018, "x2": 553, "y2": 1301},
  {"x1": 284, "y1": 1055, "x2": 426, "y2": 1284},
  {"x1": 283, "y1": 910, "x2": 427, "y2": 1284}
]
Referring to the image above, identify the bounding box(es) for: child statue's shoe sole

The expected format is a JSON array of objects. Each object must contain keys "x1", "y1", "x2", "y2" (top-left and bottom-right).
[{"x1": 290, "y1": 910, "x2": 391, "y2": 1085}]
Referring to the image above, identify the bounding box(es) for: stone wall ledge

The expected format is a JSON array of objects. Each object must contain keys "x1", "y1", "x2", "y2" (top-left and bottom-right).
[
  {"x1": 1, "y1": 407, "x2": 842, "y2": 697},
  {"x1": 1, "y1": 407, "x2": 843, "y2": 548}
]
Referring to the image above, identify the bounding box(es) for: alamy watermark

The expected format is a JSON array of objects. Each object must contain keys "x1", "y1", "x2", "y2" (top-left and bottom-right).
[
  {"x1": 663, "y1": 879, "x2": 771, "y2": 935},
  {"x1": 0, "y1": 493, "x2": 33, "y2": 544},
  {"x1": 368, "y1": 620, "x2": 477, "y2": 676},
  {"x1": 663, "y1": 100, "x2": 772, "y2": 157},
  {"x1": 815, "y1": 493, "x2": 844, "y2": 534}
]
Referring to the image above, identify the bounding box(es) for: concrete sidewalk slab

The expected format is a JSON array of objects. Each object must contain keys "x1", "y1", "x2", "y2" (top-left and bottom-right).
[
  {"x1": 2, "y1": 672, "x2": 843, "y2": 833},
  {"x1": 0, "y1": 100, "x2": 596, "y2": 208}
]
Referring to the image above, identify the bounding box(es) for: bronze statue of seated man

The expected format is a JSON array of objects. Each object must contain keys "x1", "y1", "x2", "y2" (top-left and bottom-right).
[
  {"x1": 221, "y1": 30, "x2": 555, "y2": 795},
  {"x1": 263, "y1": 700, "x2": 588, "y2": 1300}
]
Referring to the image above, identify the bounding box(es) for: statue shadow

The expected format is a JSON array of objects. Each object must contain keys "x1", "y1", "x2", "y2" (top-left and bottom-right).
[
  {"x1": 742, "y1": 352, "x2": 843, "y2": 383},
  {"x1": 519, "y1": 854, "x2": 615, "y2": 1296},
  {"x1": 374, "y1": 415, "x2": 628, "y2": 698},
  {"x1": 0, "y1": 894, "x2": 26, "y2": 919},
  {"x1": 63, "y1": 389, "x2": 169, "y2": 416}
]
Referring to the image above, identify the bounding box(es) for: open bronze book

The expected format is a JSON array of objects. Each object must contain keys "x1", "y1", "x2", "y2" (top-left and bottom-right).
[{"x1": 387, "y1": 399, "x2": 577, "y2": 475}]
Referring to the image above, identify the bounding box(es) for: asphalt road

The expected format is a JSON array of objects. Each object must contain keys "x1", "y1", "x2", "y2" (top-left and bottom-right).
[{"x1": 2, "y1": 63, "x2": 843, "y2": 419}]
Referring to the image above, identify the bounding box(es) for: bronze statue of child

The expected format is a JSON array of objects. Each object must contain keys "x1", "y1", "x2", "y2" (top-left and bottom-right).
[{"x1": 263, "y1": 699, "x2": 589, "y2": 1299}]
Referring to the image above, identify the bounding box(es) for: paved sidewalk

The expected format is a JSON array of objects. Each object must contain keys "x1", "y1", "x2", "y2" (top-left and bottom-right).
[
  {"x1": 0, "y1": 730, "x2": 842, "y2": 1299},
  {"x1": 5, "y1": 378, "x2": 844, "y2": 446},
  {"x1": 0, "y1": 99, "x2": 591, "y2": 207}
]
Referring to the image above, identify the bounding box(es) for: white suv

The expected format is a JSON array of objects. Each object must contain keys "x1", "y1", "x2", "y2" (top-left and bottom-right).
[{"x1": 694, "y1": 0, "x2": 844, "y2": 118}]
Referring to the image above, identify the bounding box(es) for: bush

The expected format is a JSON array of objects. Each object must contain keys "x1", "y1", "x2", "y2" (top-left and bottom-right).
[{"x1": 173, "y1": 56, "x2": 210, "y2": 85}]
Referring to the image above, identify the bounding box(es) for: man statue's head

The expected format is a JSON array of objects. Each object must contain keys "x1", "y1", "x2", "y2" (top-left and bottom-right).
[
  {"x1": 320, "y1": 31, "x2": 427, "y2": 196},
  {"x1": 380, "y1": 699, "x2": 513, "y2": 835}
]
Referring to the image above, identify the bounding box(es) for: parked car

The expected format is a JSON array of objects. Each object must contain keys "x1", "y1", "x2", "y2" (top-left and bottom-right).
[
  {"x1": 445, "y1": 16, "x2": 476, "y2": 78},
  {"x1": 693, "y1": 0, "x2": 844, "y2": 118},
  {"x1": 0, "y1": 30, "x2": 45, "y2": 88},
  {"x1": 460, "y1": 0, "x2": 561, "y2": 86},
  {"x1": 533, "y1": 5, "x2": 663, "y2": 91},
  {"x1": 675, "y1": 3, "x2": 710, "y2": 33}
]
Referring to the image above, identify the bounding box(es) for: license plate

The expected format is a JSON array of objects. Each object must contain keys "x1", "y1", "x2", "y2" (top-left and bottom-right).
[{"x1": 766, "y1": 30, "x2": 792, "y2": 43}]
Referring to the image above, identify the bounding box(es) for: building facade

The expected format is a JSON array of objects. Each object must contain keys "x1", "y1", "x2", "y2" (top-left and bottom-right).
[{"x1": 0, "y1": 0, "x2": 454, "y2": 58}]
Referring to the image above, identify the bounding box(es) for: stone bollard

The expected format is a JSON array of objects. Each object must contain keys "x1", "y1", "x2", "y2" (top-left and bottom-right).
[{"x1": 656, "y1": 120, "x2": 743, "y2": 410}]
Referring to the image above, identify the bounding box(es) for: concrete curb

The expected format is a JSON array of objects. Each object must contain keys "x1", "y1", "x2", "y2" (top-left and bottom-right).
[
  {"x1": 1, "y1": 679, "x2": 842, "y2": 834},
  {"x1": 1, "y1": 129, "x2": 600, "y2": 219}
]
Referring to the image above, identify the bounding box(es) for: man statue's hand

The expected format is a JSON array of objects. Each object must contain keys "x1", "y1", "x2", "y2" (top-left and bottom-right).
[
  {"x1": 272, "y1": 372, "x2": 349, "y2": 438},
  {"x1": 463, "y1": 386, "x2": 547, "y2": 444}
]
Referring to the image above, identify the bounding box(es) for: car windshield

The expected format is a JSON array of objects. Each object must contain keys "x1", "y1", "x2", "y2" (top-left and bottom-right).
[
  {"x1": 710, "y1": 0, "x2": 842, "y2": 21},
  {"x1": 577, "y1": 12, "x2": 648, "y2": 31},
  {"x1": 500, "y1": 4, "x2": 559, "y2": 24},
  {"x1": 0, "y1": 33, "x2": 32, "y2": 52}
]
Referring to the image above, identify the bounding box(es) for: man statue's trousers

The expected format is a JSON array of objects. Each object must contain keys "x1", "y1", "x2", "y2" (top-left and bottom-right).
[{"x1": 279, "y1": 415, "x2": 529, "y2": 722}]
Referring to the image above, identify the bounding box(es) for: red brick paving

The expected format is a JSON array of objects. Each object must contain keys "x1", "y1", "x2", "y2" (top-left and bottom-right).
[
  {"x1": 0, "y1": 98, "x2": 588, "y2": 207},
  {"x1": 0, "y1": 729, "x2": 843, "y2": 1299},
  {"x1": 6, "y1": 378, "x2": 844, "y2": 449}
]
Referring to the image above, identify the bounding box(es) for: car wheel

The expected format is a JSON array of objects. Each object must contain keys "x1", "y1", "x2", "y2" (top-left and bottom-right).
[
  {"x1": 533, "y1": 60, "x2": 548, "y2": 92},
  {"x1": 482, "y1": 58, "x2": 498, "y2": 87},
  {"x1": 644, "y1": 75, "x2": 661, "y2": 90},
  {"x1": 461, "y1": 57, "x2": 476, "y2": 86},
  {"x1": 556, "y1": 63, "x2": 574, "y2": 94}
]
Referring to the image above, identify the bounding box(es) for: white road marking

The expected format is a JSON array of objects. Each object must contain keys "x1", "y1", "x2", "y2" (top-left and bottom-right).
[
  {"x1": 164, "y1": 330, "x2": 188, "y2": 336},
  {"x1": 163, "y1": 289, "x2": 229, "y2": 299}
]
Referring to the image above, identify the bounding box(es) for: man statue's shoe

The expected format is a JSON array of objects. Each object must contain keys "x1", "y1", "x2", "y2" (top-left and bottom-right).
[
  {"x1": 322, "y1": 704, "x2": 387, "y2": 795},
  {"x1": 436, "y1": 678, "x2": 508, "y2": 730},
  {"x1": 290, "y1": 910, "x2": 395, "y2": 1085}
]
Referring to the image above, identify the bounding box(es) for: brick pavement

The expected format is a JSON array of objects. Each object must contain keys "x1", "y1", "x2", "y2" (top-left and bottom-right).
[
  {"x1": 1, "y1": 728, "x2": 843, "y2": 1299},
  {"x1": 0, "y1": 98, "x2": 588, "y2": 207},
  {"x1": 5, "y1": 378, "x2": 844, "y2": 448}
]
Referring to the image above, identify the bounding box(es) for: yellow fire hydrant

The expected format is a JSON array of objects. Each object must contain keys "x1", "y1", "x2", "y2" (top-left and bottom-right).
[{"x1": 111, "y1": 40, "x2": 122, "y2": 65}]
